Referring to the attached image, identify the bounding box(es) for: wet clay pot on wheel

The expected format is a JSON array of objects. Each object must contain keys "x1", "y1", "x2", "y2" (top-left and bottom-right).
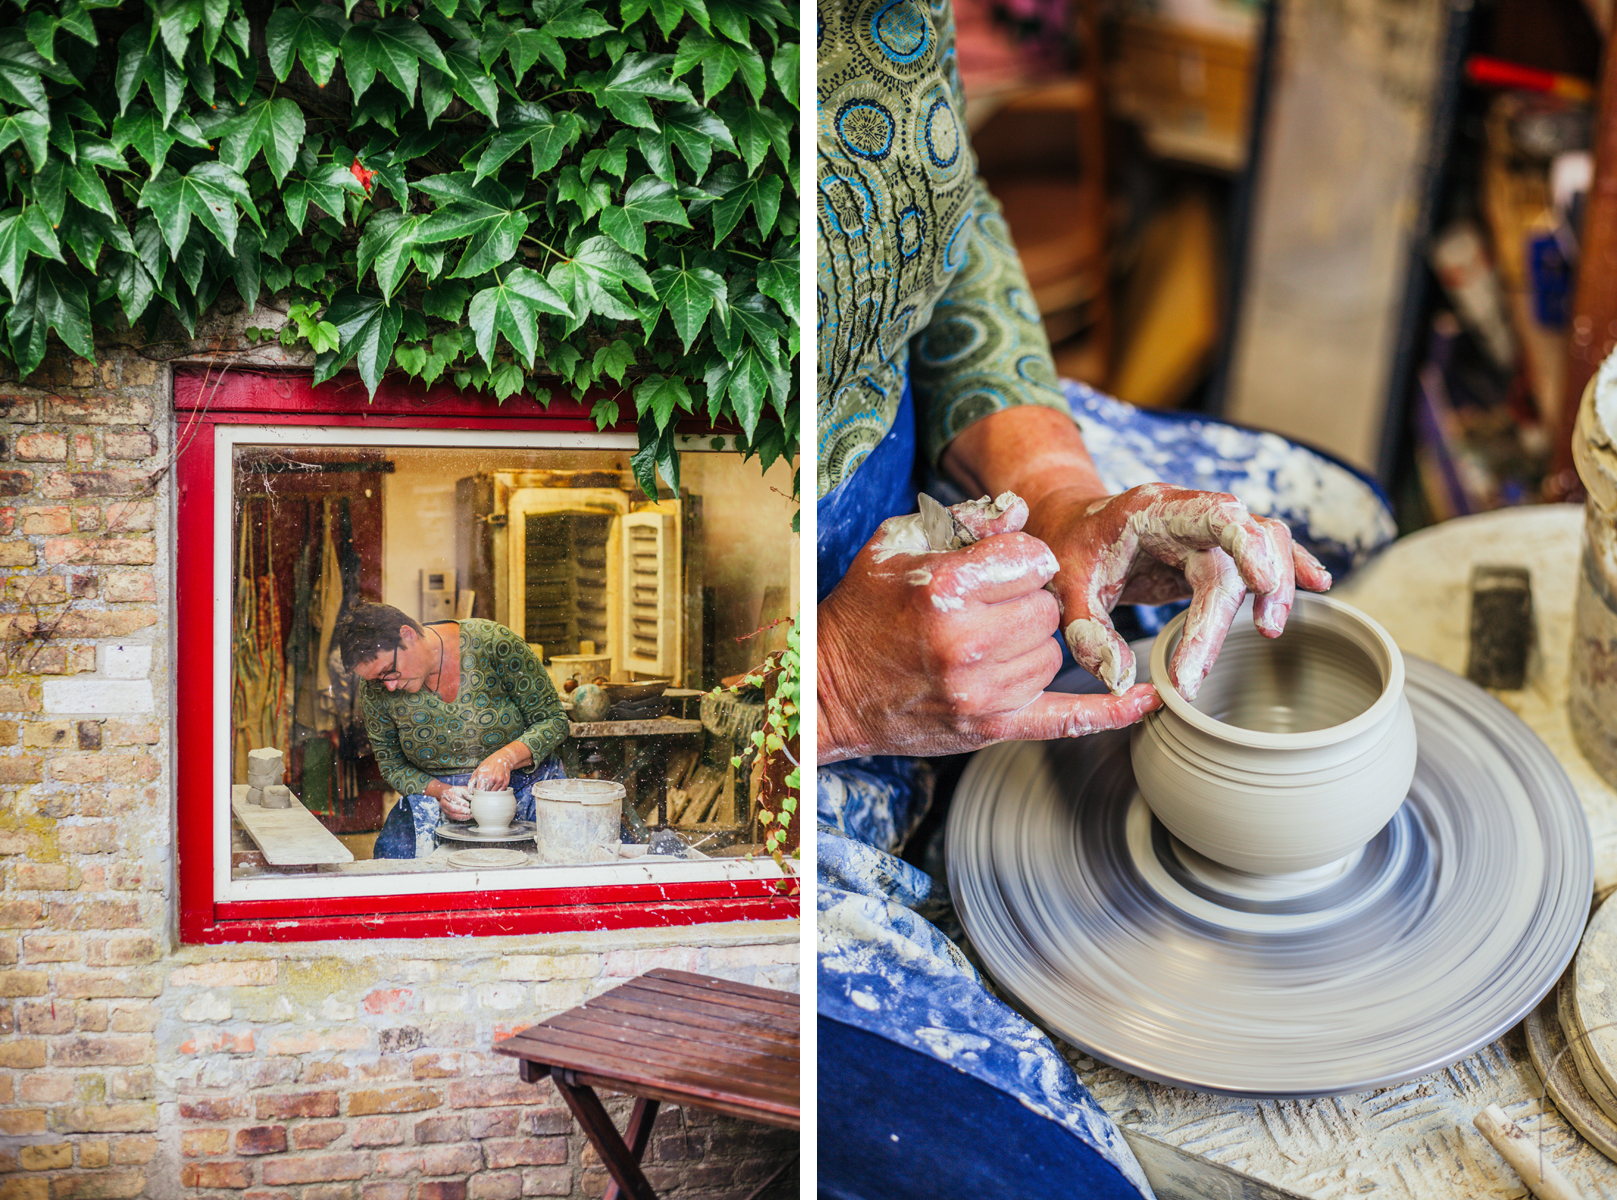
[
  {"x1": 469, "y1": 788, "x2": 518, "y2": 834},
  {"x1": 1130, "y1": 593, "x2": 1417, "y2": 875}
]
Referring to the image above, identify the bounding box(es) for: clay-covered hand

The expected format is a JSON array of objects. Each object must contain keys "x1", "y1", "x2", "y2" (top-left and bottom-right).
[
  {"x1": 437, "y1": 786, "x2": 473, "y2": 822},
  {"x1": 817, "y1": 493, "x2": 1161, "y2": 762},
  {"x1": 1024, "y1": 482, "x2": 1332, "y2": 700},
  {"x1": 468, "y1": 751, "x2": 513, "y2": 793}
]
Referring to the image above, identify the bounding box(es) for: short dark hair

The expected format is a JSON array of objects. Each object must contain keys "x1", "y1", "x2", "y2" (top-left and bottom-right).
[{"x1": 334, "y1": 603, "x2": 423, "y2": 672}]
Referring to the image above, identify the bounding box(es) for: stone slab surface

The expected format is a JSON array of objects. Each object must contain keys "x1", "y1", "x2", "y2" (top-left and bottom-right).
[{"x1": 230, "y1": 784, "x2": 353, "y2": 865}]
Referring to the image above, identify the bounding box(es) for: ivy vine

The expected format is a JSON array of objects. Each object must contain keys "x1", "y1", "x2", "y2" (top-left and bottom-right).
[
  {"x1": 731, "y1": 614, "x2": 798, "y2": 870},
  {"x1": 0, "y1": 0, "x2": 800, "y2": 498}
]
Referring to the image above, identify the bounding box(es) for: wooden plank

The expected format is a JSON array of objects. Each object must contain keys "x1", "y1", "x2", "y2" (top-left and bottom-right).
[
  {"x1": 496, "y1": 1030, "x2": 797, "y2": 1113},
  {"x1": 545, "y1": 1013, "x2": 798, "y2": 1078},
  {"x1": 629, "y1": 971, "x2": 799, "y2": 1017},
  {"x1": 644, "y1": 968, "x2": 800, "y2": 1007},
  {"x1": 563, "y1": 1068, "x2": 800, "y2": 1130},
  {"x1": 588, "y1": 990, "x2": 799, "y2": 1044},
  {"x1": 546, "y1": 1009, "x2": 798, "y2": 1064},
  {"x1": 230, "y1": 786, "x2": 353, "y2": 866},
  {"x1": 500, "y1": 1027, "x2": 798, "y2": 1105}
]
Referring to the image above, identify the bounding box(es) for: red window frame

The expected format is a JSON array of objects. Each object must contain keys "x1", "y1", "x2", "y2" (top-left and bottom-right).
[{"x1": 174, "y1": 367, "x2": 798, "y2": 944}]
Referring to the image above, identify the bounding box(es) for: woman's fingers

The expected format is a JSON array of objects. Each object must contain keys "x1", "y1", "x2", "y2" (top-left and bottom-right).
[
  {"x1": 1249, "y1": 516, "x2": 1296, "y2": 637},
  {"x1": 982, "y1": 683, "x2": 1162, "y2": 742},
  {"x1": 1169, "y1": 548, "x2": 1247, "y2": 699}
]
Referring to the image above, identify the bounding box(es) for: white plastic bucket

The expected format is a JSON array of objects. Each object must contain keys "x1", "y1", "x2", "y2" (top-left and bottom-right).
[{"x1": 531, "y1": 778, "x2": 624, "y2": 864}]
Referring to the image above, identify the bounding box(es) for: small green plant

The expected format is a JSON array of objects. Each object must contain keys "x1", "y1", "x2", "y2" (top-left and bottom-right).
[{"x1": 729, "y1": 613, "x2": 797, "y2": 873}]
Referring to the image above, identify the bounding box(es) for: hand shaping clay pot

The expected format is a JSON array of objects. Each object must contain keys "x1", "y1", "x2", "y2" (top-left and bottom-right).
[
  {"x1": 1130, "y1": 592, "x2": 1417, "y2": 875},
  {"x1": 469, "y1": 788, "x2": 517, "y2": 833}
]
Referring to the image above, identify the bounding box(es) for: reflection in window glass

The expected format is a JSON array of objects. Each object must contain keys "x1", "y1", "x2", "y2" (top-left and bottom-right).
[{"x1": 227, "y1": 442, "x2": 797, "y2": 882}]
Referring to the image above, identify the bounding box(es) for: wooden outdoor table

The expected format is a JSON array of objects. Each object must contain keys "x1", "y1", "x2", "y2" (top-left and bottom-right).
[{"x1": 493, "y1": 968, "x2": 800, "y2": 1200}]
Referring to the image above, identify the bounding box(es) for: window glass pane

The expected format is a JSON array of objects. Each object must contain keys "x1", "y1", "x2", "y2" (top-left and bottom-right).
[{"x1": 227, "y1": 440, "x2": 796, "y2": 882}]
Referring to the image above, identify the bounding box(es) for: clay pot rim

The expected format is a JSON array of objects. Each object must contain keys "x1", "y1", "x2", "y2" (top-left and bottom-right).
[{"x1": 1150, "y1": 592, "x2": 1405, "y2": 751}]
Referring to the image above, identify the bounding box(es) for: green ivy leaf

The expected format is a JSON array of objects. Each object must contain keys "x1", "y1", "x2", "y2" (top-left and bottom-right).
[
  {"x1": 475, "y1": 103, "x2": 585, "y2": 182},
  {"x1": 0, "y1": 28, "x2": 54, "y2": 115},
  {"x1": 341, "y1": 17, "x2": 450, "y2": 103},
  {"x1": 138, "y1": 161, "x2": 258, "y2": 258},
  {"x1": 770, "y1": 43, "x2": 798, "y2": 109},
  {"x1": 649, "y1": 262, "x2": 725, "y2": 352},
  {"x1": 586, "y1": 52, "x2": 693, "y2": 130},
  {"x1": 467, "y1": 266, "x2": 570, "y2": 368},
  {"x1": 545, "y1": 234, "x2": 655, "y2": 331},
  {"x1": 671, "y1": 30, "x2": 765, "y2": 103},
  {"x1": 106, "y1": 249, "x2": 158, "y2": 322},
  {"x1": 756, "y1": 244, "x2": 798, "y2": 323},
  {"x1": 630, "y1": 405, "x2": 679, "y2": 497},
  {"x1": 421, "y1": 278, "x2": 470, "y2": 322},
  {"x1": 356, "y1": 211, "x2": 420, "y2": 300},
  {"x1": 218, "y1": 97, "x2": 306, "y2": 187},
  {"x1": 436, "y1": 39, "x2": 501, "y2": 124},
  {"x1": 637, "y1": 102, "x2": 733, "y2": 182},
  {"x1": 0, "y1": 207, "x2": 63, "y2": 299},
  {"x1": 0, "y1": 109, "x2": 50, "y2": 173},
  {"x1": 6, "y1": 259, "x2": 94, "y2": 377},
  {"x1": 724, "y1": 101, "x2": 791, "y2": 174},
  {"x1": 624, "y1": 0, "x2": 711, "y2": 37},
  {"x1": 319, "y1": 286, "x2": 403, "y2": 392},
  {"x1": 114, "y1": 28, "x2": 185, "y2": 126},
  {"x1": 599, "y1": 177, "x2": 689, "y2": 257},
  {"x1": 710, "y1": 172, "x2": 782, "y2": 243},
  {"x1": 265, "y1": 4, "x2": 349, "y2": 85},
  {"x1": 634, "y1": 372, "x2": 692, "y2": 432},
  {"x1": 415, "y1": 172, "x2": 531, "y2": 279},
  {"x1": 111, "y1": 106, "x2": 208, "y2": 178},
  {"x1": 593, "y1": 336, "x2": 637, "y2": 384},
  {"x1": 703, "y1": 346, "x2": 768, "y2": 438},
  {"x1": 283, "y1": 162, "x2": 366, "y2": 235}
]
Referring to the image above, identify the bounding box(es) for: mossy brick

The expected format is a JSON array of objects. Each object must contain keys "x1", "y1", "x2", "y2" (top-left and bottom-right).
[
  {"x1": 0, "y1": 830, "x2": 42, "y2": 855},
  {"x1": 0, "y1": 470, "x2": 34, "y2": 497},
  {"x1": 304, "y1": 1059, "x2": 351, "y2": 1084},
  {"x1": 182, "y1": 1128, "x2": 229, "y2": 1157},
  {"x1": 102, "y1": 433, "x2": 155, "y2": 461},
  {"x1": 255, "y1": 1091, "x2": 339, "y2": 1120},
  {"x1": 0, "y1": 1075, "x2": 11, "y2": 1101},
  {"x1": 73, "y1": 719, "x2": 99, "y2": 749},
  {"x1": 0, "y1": 1110, "x2": 47, "y2": 1135},
  {"x1": 39, "y1": 471, "x2": 157, "y2": 500},
  {"x1": 51, "y1": 612, "x2": 156, "y2": 639},
  {"x1": 235, "y1": 1126, "x2": 287, "y2": 1156},
  {"x1": 496, "y1": 954, "x2": 602, "y2": 981},
  {"x1": 76, "y1": 1000, "x2": 109, "y2": 1032},
  {"x1": 17, "y1": 644, "x2": 68, "y2": 672},
  {"x1": 42, "y1": 537, "x2": 156, "y2": 565},
  {"x1": 178, "y1": 1162, "x2": 251, "y2": 1189},
  {"x1": 0, "y1": 970, "x2": 48, "y2": 995},
  {"x1": 468, "y1": 1174, "x2": 521, "y2": 1200},
  {"x1": 0, "y1": 1178, "x2": 48, "y2": 1200},
  {"x1": 50, "y1": 1104, "x2": 157, "y2": 1133},
  {"x1": 291, "y1": 1121, "x2": 346, "y2": 1150},
  {"x1": 0, "y1": 395, "x2": 39, "y2": 421},
  {"x1": 303, "y1": 1187, "x2": 362, "y2": 1200},
  {"x1": 71, "y1": 505, "x2": 100, "y2": 531},
  {"x1": 420, "y1": 1143, "x2": 481, "y2": 1175},
  {"x1": 109, "y1": 1136, "x2": 155, "y2": 1166},
  {"x1": 0, "y1": 755, "x2": 42, "y2": 784},
  {"x1": 169, "y1": 960, "x2": 277, "y2": 988},
  {"x1": 48, "y1": 900, "x2": 143, "y2": 929},
  {"x1": 177, "y1": 1096, "x2": 248, "y2": 1121},
  {"x1": 70, "y1": 431, "x2": 93, "y2": 461},
  {"x1": 17, "y1": 505, "x2": 71, "y2": 534},
  {"x1": 372, "y1": 1149, "x2": 421, "y2": 1177},
  {"x1": 23, "y1": 721, "x2": 74, "y2": 749},
  {"x1": 483, "y1": 1138, "x2": 567, "y2": 1169},
  {"x1": 0, "y1": 1037, "x2": 45, "y2": 1068},
  {"x1": 348, "y1": 1086, "x2": 442, "y2": 1116},
  {"x1": 50, "y1": 1034, "x2": 156, "y2": 1067},
  {"x1": 48, "y1": 1168, "x2": 147, "y2": 1199},
  {"x1": 56, "y1": 969, "x2": 162, "y2": 999},
  {"x1": 260, "y1": 1153, "x2": 371, "y2": 1185},
  {"x1": 22, "y1": 933, "x2": 82, "y2": 962},
  {"x1": 518, "y1": 1167, "x2": 570, "y2": 1195},
  {"x1": 101, "y1": 719, "x2": 157, "y2": 746},
  {"x1": 14, "y1": 433, "x2": 66, "y2": 461},
  {"x1": 263, "y1": 1028, "x2": 368, "y2": 1055}
]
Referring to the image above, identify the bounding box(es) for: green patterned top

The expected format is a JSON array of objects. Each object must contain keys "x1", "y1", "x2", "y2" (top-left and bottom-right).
[
  {"x1": 361, "y1": 619, "x2": 568, "y2": 797},
  {"x1": 817, "y1": 0, "x2": 1070, "y2": 498}
]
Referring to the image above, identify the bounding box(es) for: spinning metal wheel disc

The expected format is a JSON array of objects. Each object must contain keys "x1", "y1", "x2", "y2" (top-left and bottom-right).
[{"x1": 947, "y1": 656, "x2": 1592, "y2": 1098}]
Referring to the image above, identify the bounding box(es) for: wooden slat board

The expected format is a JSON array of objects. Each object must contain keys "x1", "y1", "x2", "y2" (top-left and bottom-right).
[
  {"x1": 230, "y1": 785, "x2": 353, "y2": 866},
  {"x1": 495, "y1": 968, "x2": 800, "y2": 1129},
  {"x1": 568, "y1": 718, "x2": 704, "y2": 737}
]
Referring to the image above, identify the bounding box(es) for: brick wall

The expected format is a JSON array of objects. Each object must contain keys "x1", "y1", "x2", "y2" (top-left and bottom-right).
[{"x1": 0, "y1": 347, "x2": 801, "y2": 1198}]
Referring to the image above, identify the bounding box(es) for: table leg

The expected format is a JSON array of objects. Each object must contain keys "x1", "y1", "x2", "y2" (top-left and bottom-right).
[
  {"x1": 603, "y1": 1096, "x2": 660, "y2": 1200},
  {"x1": 552, "y1": 1069, "x2": 660, "y2": 1200}
]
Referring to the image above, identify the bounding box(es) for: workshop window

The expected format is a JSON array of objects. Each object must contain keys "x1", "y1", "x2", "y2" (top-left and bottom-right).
[{"x1": 175, "y1": 369, "x2": 798, "y2": 943}]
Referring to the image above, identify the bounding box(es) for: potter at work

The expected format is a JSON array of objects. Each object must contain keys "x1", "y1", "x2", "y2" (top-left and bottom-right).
[
  {"x1": 813, "y1": 0, "x2": 1401, "y2": 1194},
  {"x1": 336, "y1": 602, "x2": 569, "y2": 859}
]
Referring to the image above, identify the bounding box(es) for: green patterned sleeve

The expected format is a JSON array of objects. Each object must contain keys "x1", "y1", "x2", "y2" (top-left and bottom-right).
[
  {"x1": 361, "y1": 686, "x2": 434, "y2": 798},
  {"x1": 908, "y1": 179, "x2": 1073, "y2": 466},
  {"x1": 487, "y1": 629, "x2": 570, "y2": 765}
]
